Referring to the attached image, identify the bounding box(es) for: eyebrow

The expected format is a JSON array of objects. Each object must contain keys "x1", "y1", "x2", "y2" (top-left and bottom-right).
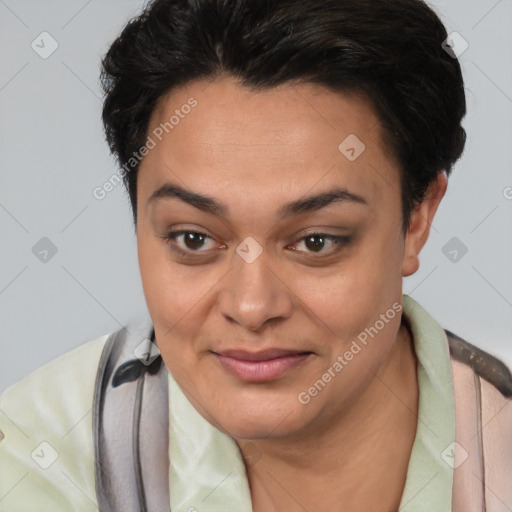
[{"x1": 147, "y1": 182, "x2": 367, "y2": 220}]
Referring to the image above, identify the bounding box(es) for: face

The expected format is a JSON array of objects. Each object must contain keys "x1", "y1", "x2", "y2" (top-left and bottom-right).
[{"x1": 136, "y1": 77, "x2": 436, "y2": 440}]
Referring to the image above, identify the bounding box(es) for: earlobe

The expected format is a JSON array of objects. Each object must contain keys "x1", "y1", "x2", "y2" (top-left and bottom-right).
[
  {"x1": 402, "y1": 251, "x2": 420, "y2": 278},
  {"x1": 401, "y1": 172, "x2": 448, "y2": 277}
]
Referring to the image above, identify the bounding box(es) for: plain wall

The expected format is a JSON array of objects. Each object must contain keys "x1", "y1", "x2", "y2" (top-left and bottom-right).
[{"x1": 1, "y1": 0, "x2": 511, "y2": 391}]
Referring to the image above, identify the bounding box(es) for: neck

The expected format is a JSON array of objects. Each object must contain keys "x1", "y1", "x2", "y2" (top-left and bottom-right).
[{"x1": 238, "y1": 322, "x2": 419, "y2": 512}]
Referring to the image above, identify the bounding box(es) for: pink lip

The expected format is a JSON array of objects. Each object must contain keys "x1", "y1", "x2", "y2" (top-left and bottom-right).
[{"x1": 212, "y1": 349, "x2": 312, "y2": 382}]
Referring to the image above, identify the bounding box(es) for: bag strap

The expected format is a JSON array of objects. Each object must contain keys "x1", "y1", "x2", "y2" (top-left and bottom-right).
[
  {"x1": 446, "y1": 329, "x2": 512, "y2": 512},
  {"x1": 93, "y1": 320, "x2": 171, "y2": 512},
  {"x1": 446, "y1": 329, "x2": 512, "y2": 397}
]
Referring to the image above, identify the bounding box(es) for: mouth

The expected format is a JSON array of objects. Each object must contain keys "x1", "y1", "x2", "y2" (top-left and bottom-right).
[{"x1": 210, "y1": 348, "x2": 314, "y2": 382}]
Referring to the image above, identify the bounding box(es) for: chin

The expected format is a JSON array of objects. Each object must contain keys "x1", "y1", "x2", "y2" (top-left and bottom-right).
[
  {"x1": 221, "y1": 420, "x2": 299, "y2": 442},
  {"x1": 210, "y1": 398, "x2": 312, "y2": 441}
]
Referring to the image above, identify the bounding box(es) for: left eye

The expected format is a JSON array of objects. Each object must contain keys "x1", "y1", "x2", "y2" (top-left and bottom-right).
[{"x1": 289, "y1": 233, "x2": 351, "y2": 254}]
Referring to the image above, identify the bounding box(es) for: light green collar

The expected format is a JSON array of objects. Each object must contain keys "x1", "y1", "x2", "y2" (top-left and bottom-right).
[
  {"x1": 168, "y1": 374, "x2": 252, "y2": 512},
  {"x1": 168, "y1": 294, "x2": 455, "y2": 511},
  {"x1": 398, "y1": 294, "x2": 455, "y2": 511}
]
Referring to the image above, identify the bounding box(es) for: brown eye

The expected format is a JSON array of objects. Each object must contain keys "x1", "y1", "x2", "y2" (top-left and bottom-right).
[
  {"x1": 304, "y1": 234, "x2": 328, "y2": 252},
  {"x1": 290, "y1": 233, "x2": 352, "y2": 255},
  {"x1": 181, "y1": 231, "x2": 207, "y2": 250},
  {"x1": 164, "y1": 230, "x2": 217, "y2": 253}
]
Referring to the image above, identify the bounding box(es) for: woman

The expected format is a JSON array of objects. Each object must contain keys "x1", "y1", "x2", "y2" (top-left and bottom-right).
[{"x1": 1, "y1": 0, "x2": 511, "y2": 510}]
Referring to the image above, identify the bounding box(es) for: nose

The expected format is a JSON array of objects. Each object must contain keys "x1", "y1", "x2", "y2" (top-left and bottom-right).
[{"x1": 217, "y1": 244, "x2": 294, "y2": 332}]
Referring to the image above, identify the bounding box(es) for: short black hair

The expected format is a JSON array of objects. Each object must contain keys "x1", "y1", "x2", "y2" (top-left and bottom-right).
[{"x1": 100, "y1": 0, "x2": 466, "y2": 231}]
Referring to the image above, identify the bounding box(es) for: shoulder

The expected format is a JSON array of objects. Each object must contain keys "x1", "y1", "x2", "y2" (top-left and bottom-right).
[{"x1": 0, "y1": 332, "x2": 111, "y2": 511}]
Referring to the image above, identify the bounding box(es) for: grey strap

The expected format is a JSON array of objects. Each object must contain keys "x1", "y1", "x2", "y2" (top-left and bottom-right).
[
  {"x1": 446, "y1": 329, "x2": 512, "y2": 512},
  {"x1": 93, "y1": 318, "x2": 171, "y2": 511},
  {"x1": 445, "y1": 329, "x2": 512, "y2": 398}
]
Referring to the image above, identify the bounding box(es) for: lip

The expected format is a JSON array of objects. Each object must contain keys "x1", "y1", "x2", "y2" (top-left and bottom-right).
[{"x1": 212, "y1": 348, "x2": 313, "y2": 382}]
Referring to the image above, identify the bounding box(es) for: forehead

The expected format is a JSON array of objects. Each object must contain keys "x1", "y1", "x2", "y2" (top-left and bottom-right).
[{"x1": 139, "y1": 77, "x2": 400, "y2": 213}]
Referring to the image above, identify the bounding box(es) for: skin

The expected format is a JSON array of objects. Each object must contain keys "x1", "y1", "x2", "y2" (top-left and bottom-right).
[{"x1": 136, "y1": 76, "x2": 447, "y2": 511}]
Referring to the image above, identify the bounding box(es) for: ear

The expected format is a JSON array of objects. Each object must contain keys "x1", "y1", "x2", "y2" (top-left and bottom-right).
[{"x1": 402, "y1": 172, "x2": 448, "y2": 277}]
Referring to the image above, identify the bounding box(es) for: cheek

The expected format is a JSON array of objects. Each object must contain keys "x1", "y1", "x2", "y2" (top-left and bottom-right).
[
  {"x1": 288, "y1": 234, "x2": 403, "y2": 342},
  {"x1": 138, "y1": 235, "x2": 172, "y2": 319},
  {"x1": 138, "y1": 232, "x2": 205, "y2": 323},
  {"x1": 137, "y1": 233, "x2": 225, "y2": 378}
]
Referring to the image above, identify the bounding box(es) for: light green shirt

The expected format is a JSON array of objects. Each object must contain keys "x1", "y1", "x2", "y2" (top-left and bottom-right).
[{"x1": 0, "y1": 295, "x2": 455, "y2": 511}]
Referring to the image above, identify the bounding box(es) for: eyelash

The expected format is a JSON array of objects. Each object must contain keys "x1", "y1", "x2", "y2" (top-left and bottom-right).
[{"x1": 161, "y1": 229, "x2": 352, "y2": 258}]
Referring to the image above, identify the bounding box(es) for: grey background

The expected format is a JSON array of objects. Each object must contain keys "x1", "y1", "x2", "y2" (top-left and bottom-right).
[{"x1": 1, "y1": 0, "x2": 511, "y2": 391}]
